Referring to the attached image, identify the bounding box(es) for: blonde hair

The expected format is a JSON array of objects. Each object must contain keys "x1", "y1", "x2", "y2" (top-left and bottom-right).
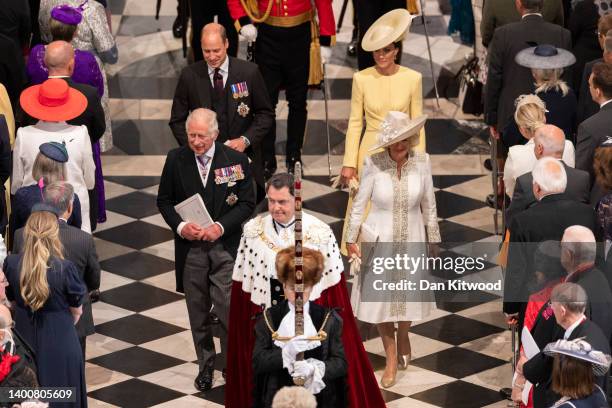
[
  {"x1": 272, "y1": 386, "x2": 317, "y2": 408},
  {"x1": 533, "y1": 68, "x2": 570, "y2": 96},
  {"x1": 32, "y1": 152, "x2": 66, "y2": 185},
  {"x1": 20, "y1": 212, "x2": 63, "y2": 311},
  {"x1": 514, "y1": 94, "x2": 547, "y2": 134}
]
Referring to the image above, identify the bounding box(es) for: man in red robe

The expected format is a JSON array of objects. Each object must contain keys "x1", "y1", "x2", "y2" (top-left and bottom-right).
[{"x1": 226, "y1": 173, "x2": 385, "y2": 407}]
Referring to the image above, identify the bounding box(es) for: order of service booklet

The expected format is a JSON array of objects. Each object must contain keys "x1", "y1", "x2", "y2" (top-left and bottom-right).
[{"x1": 174, "y1": 194, "x2": 214, "y2": 228}]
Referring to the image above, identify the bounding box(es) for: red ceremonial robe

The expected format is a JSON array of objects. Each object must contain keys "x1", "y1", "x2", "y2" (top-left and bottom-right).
[{"x1": 225, "y1": 274, "x2": 385, "y2": 407}]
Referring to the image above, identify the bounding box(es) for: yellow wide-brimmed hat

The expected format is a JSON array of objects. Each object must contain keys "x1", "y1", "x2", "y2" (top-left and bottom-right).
[{"x1": 361, "y1": 9, "x2": 413, "y2": 52}]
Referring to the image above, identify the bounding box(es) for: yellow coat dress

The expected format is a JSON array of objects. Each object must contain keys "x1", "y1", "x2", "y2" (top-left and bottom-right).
[{"x1": 341, "y1": 66, "x2": 426, "y2": 253}]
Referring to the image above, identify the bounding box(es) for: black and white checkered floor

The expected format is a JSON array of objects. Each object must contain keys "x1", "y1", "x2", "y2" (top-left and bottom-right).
[{"x1": 87, "y1": 0, "x2": 512, "y2": 406}]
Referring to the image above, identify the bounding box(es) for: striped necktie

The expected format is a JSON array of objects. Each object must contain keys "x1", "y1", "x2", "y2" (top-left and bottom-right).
[{"x1": 196, "y1": 154, "x2": 210, "y2": 181}]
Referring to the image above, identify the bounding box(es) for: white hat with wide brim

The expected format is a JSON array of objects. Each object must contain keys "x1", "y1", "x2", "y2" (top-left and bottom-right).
[
  {"x1": 515, "y1": 44, "x2": 576, "y2": 69},
  {"x1": 361, "y1": 9, "x2": 414, "y2": 52},
  {"x1": 370, "y1": 112, "x2": 427, "y2": 151}
]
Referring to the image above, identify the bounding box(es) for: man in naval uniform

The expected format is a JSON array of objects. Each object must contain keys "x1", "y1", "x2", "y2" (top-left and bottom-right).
[{"x1": 225, "y1": 173, "x2": 385, "y2": 408}]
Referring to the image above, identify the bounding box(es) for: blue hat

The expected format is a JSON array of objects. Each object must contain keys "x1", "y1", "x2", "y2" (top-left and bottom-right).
[
  {"x1": 39, "y1": 142, "x2": 68, "y2": 163},
  {"x1": 30, "y1": 203, "x2": 61, "y2": 216}
]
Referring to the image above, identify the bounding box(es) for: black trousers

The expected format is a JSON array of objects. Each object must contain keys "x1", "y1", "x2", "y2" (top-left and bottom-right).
[
  {"x1": 255, "y1": 22, "x2": 310, "y2": 168},
  {"x1": 353, "y1": 0, "x2": 406, "y2": 70},
  {"x1": 187, "y1": 0, "x2": 238, "y2": 61}
]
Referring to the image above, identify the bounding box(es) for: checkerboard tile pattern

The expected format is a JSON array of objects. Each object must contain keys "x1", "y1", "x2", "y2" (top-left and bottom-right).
[{"x1": 87, "y1": 0, "x2": 511, "y2": 406}]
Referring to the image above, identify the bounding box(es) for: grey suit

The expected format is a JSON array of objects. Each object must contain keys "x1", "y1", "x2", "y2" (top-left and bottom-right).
[
  {"x1": 506, "y1": 161, "x2": 591, "y2": 225},
  {"x1": 576, "y1": 102, "x2": 612, "y2": 204},
  {"x1": 14, "y1": 220, "x2": 100, "y2": 339},
  {"x1": 485, "y1": 14, "x2": 571, "y2": 131}
]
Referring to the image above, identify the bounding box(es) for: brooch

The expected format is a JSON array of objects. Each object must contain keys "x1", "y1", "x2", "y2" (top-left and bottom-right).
[
  {"x1": 226, "y1": 193, "x2": 238, "y2": 206},
  {"x1": 237, "y1": 102, "x2": 250, "y2": 118}
]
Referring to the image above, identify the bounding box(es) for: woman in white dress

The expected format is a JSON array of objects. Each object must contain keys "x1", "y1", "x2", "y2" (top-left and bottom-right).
[
  {"x1": 503, "y1": 94, "x2": 575, "y2": 197},
  {"x1": 13, "y1": 79, "x2": 95, "y2": 233},
  {"x1": 346, "y1": 111, "x2": 440, "y2": 388}
]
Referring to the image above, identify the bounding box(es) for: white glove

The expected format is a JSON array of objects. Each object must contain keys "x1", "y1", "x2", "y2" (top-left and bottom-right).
[
  {"x1": 240, "y1": 24, "x2": 258, "y2": 42},
  {"x1": 282, "y1": 335, "x2": 315, "y2": 371},
  {"x1": 292, "y1": 360, "x2": 315, "y2": 379},
  {"x1": 320, "y1": 46, "x2": 332, "y2": 64}
]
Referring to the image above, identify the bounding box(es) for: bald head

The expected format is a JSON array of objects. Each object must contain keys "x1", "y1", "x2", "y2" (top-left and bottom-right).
[
  {"x1": 44, "y1": 41, "x2": 75, "y2": 76},
  {"x1": 201, "y1": 23, "x2": 227, "y2": 42},
  {"x1": 534, "y1": 125, "x2": 566, "y2": 159},
  {"x1": 561, "y1": 226, "x2": 596, "y2": 271}
]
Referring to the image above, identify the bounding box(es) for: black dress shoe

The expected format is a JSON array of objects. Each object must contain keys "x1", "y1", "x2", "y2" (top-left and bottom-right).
[
  {"x1": 172, "y1": 16, "x2": 184, "y2": 39},
  {"x1": 194, "y1": 369, "x2": 213, "y2": 392}
]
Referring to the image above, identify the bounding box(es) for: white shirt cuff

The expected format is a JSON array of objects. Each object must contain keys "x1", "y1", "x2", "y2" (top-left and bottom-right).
[
  {"x1": 177, "y1": 221, "x2": 187, "y2": 238},
  {"x1": 215, "y1": 222, "x2": 225, "y2": 236}
]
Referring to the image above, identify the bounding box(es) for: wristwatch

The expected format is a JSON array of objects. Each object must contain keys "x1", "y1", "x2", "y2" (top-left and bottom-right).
[{"x1": 240, "y1": 135, "x2": 250, "y2": 147}]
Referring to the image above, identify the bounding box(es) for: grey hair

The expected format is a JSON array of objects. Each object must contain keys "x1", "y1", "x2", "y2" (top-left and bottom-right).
[
  {"x1": 534, "y1": 125, "x2": 566, "y2": 157},
  {"x1": 271, "y1": 386, "x2": 317, "y2": 408},
  {"x1": 551, "y1": 282, "x2": 587, "y2": 314},
  {"x1": 532, "y1": 157, "x2": 567, "y2": 194},
  {"x1": 185, "y1": 108, "x2": 219, "y2": 137},
  {"x1": 43, "y1": 181, "x2": 75, "y2": 214},
  {"x1": 562, "y1": 225, "x2": 597, "y2": 266},
  {"x1": 533, "y1": 68, "x2": 569, "y2": 96}
]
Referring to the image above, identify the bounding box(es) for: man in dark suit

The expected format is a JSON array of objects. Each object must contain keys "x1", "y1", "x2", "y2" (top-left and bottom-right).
[
  {"x1": 523, "y1": 282, "x2": 611, "y2": 408},
  {"x1": 485, "y1": 0, "x2": 571, "y2": 141},
  {"x1": 18, "y1": 41, "x2": 106, "y2": 143},
  {"x1": 170, "y1": 23, "x2": 273, "y2": 202},
  {"x1": 506, "y1": 125, "x2": 590, "y2": 225},
  {"x1": 0, "y1": 0, "x2": 31, "y2": 51},
  {"x1": 576, "y1": 15, "x2": 612, "y2": 124},
  {"x1": 503, "y1": 158, "x2": 596, "y2": 326},
  {"x1": 480, "y1": 0, "x2": 564, "y2": 48},
  {"x1": 576, "y1": 62, "x2": 612, "y2": 204},
  {"x1": 157, "y1": 108, "x2": 255, "y2": 391},
  {"x1": 13, "y1": 181, "x2": 101, "y2": 356}
]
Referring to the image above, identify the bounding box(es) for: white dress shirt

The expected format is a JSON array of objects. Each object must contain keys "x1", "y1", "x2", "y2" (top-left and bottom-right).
[
  {"x1": 600, "y1": 99, "x2": 612, "y2": 109},
  {"x1": 564, "y1": 315, "x2": 586, "y2": 339},
  {"x1": 207, "y1": 57, "x2": 229, "y2": 88}
]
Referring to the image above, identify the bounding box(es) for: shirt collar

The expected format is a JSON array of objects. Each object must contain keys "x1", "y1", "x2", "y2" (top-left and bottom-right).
[
  {"x1": 194, "y1": 142, "x2": 215, "y2": 161},
  {"x1": 208, "y1": 56, "x2": 229, "y2": 76},
  {"x1": 600, "y1": 99, "x2": 612, "y2": 109},
  {"x1": 522, "y1": 13, "x2": 543, "y2": 19},
  {"x1": 564, "y1": 314, "x2": 586, "y2": 339}
]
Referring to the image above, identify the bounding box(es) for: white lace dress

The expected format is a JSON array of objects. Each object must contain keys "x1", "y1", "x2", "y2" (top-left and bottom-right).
[{"x1": 346, "y1": 151, "x2": 440, "y2": 323}]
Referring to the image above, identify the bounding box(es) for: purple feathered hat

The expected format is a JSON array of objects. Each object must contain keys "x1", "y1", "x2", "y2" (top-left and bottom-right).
[{"x1": 50, "y1": 1, "x2": 88, "y2": 26}]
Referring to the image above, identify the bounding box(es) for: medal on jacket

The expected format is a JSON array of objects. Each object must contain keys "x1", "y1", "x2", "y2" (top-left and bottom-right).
[
  {"x1": 237, "y1": 102, "x2": 250, "y2": 117},
  {"x1": 230, "y1": 83, "x2": 240, "y2": 99}
]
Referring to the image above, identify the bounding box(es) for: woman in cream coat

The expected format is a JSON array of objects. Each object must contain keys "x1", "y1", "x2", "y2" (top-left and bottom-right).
[
  {"x1": 346, "y1": 111, "x2": 440, "y2": 389},
  {"x1": 340, "y1": 9, "x2": 426, "y2": 253}
]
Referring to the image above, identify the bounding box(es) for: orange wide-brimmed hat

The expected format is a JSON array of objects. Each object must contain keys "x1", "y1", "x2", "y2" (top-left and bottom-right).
[{"x1": 20, "y1": 78, "x2": 87, "y2": 122}]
